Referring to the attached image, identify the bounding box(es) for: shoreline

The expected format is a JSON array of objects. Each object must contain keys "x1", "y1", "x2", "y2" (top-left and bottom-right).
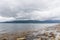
[{"x1": 0, "y1": 24, "x2": 60, "y2": 40}]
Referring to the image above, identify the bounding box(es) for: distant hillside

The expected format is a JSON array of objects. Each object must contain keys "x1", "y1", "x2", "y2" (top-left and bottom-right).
[{"x1": 1, "y1": 20, "x2": 60, "y2": 23}]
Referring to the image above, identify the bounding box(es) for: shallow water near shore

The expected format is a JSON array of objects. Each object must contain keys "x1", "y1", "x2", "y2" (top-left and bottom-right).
[{"x1": 0, "y1": 23, "x2": 58, "y2": 34}]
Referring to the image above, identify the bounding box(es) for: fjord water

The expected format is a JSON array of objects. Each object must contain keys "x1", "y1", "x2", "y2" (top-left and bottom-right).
[{"x1": 0, "y1": 23, "x2": 58, "y2": 34}]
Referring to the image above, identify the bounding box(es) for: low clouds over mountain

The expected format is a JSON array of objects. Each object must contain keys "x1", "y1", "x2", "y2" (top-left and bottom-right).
[{"x1": 0, "y1": 0, "x2": 60, "y2": 21}]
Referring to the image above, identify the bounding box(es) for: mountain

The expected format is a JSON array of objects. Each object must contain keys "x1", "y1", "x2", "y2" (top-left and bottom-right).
[{"x1": 1, "y1": 20, "x2": 60, "y2": 23}]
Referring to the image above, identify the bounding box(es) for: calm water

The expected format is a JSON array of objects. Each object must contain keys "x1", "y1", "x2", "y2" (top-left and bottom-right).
[{"x1": 0, "y1": 23, "x2": 58, "y2": 34}]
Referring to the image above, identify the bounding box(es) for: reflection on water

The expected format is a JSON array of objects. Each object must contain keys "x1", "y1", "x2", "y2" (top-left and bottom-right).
[{"x1": 0, "y1": 23, "x2": 58, "y2": 34}]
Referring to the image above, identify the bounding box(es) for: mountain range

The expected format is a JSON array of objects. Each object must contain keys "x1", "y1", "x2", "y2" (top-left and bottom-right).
[{"x1": 1, "y1": 20, "x2": 60, "y2": 23}]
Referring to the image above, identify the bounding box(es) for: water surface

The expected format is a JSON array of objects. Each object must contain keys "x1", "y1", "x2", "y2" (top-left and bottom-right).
[{"x1": 0, "y1": 23, "x2": 58, "y2": 34}]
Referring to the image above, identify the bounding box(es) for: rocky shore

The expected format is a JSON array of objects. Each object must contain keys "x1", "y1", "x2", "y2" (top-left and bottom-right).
[{"x1": 0, "y1": 24, "x2": 60, "y2": 40}]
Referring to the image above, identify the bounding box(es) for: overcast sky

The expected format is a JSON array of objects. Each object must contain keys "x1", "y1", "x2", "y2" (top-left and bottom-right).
[{"x1": 0, "y1": 0, "x2": 60, "y2": 21}]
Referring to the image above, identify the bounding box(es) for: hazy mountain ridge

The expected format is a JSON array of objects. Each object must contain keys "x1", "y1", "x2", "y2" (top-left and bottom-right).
[{"x1": 1, "y1": 20, "x2": 60, "y2": 23}]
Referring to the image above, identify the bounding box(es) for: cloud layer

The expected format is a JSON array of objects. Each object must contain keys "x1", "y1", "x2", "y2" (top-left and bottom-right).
[{"x1": 0, "y1": 0, "x2": 60, "y2": 21}]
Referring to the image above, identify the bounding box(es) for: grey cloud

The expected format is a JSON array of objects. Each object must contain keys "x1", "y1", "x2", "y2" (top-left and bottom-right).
[
  {"x1": 0, "y1": 0, "x2": 60, "y2": 20},
  {"x1": 0, "y1": 0, "x2": 48, "y2": 17}
]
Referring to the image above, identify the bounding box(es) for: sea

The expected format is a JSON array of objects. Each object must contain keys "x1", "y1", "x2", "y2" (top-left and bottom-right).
[{"x1": 0, "y1": 23, "x2": 59, "y2": 34}]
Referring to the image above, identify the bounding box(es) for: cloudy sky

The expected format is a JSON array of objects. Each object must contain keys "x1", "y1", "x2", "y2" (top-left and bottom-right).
[{"x1": 0, "y1": 0, "x2": 60, "y2": 22}]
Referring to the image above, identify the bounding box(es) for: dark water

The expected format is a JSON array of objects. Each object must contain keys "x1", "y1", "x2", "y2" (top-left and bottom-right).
[{"x1": 0, "y1": 23, "x2": 58, "y2": 34}]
